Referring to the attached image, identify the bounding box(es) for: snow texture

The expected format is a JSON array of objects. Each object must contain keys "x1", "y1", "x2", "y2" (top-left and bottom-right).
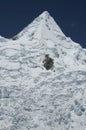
[{"x1": 0, "y1": 11, "x2": 86, "y2": 130}]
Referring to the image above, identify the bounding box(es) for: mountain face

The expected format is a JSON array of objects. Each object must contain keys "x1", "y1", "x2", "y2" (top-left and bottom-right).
[{"x1": 0, "y1": 11, "x2": 86, "y2": 130}]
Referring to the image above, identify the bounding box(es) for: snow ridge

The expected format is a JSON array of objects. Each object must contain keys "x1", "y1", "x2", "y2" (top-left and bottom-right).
[{"x1": 0, "y1": 11, "x2": 86, "y2": 130}]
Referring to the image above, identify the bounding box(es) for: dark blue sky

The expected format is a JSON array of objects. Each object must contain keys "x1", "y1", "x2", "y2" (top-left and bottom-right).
[{"x1": 0, "y1": 0, "x2": 86, "y2": 48}]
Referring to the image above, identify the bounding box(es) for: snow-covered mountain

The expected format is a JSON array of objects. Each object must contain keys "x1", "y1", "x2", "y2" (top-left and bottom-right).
[{"x1": 0, "y1": 11, "x2": 86, "y2": 130}]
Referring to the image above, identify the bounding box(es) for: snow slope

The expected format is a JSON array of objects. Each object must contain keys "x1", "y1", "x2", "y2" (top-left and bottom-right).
[{"x1": 0, "y1": 11, "x2": 86, "y2": 130}]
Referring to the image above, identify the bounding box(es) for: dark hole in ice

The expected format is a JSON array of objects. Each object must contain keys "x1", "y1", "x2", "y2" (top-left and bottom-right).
[{"x1": 43, "y1": 54, "x2": 54, "y2": 70}]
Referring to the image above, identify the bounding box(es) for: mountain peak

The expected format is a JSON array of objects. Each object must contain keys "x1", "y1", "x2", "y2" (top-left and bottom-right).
[
  {"x1": 13, "y1": 11, "x2": 65, "y2": 40},
  {"x1": 39, "y1": 11, "x2": 50, "y2": 18}
]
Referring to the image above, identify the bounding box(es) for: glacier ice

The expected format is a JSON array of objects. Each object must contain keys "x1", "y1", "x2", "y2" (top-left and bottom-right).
[{"x1": 0, "y1": 11, "x2": 86, "y2": 130}]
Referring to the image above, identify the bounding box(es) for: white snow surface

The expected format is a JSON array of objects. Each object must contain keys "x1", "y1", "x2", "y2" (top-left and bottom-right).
[{"x1": 0, "y1": 11, "x2": 86, "y2": 130}]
